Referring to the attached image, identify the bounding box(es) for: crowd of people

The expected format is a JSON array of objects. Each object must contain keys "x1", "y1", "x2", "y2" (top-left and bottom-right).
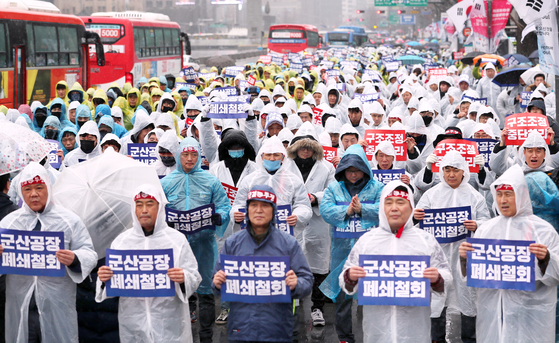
[{"x1": 1, "y1": 44, "x2": 559, "y2": 343}]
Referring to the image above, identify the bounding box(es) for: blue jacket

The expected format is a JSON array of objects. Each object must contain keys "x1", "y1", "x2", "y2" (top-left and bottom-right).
[
  {"x1": 526, "y1": 172, "x2": 559, "y2": 232},
  {"x1": 49, "y1": 98, "x2": 74, "y2": 129},
  {"x1": 212, "y1": 224, "x2": 313, "y2": 342},
  {"x1": 319, "y1": 144, "x2": 384, "y2": 300},
  {"x1": 161, "y1": 137, "x2": 231, "y2": 294}
]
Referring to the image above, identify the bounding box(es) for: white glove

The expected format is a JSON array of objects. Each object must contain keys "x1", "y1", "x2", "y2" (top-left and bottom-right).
[
  {"x1": 474, "y1": 154, "x2": 485, "y2": 169},
  {"x1": 201, "y1": 103, "x2": 211, "y2": 117},
  {"x1": 241, "y1": 103, "x2": 251, "y2": 113},
  {"x1": 426, "y1": 154, "x2": 438, "y2": 170}
]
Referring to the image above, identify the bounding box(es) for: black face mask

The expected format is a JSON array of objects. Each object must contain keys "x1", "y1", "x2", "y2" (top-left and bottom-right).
[
  {"x1": 161, "y1": 105, "x2": 174, "y2": 113},
  {"x1": 161, "y1": 155, "x2": 176, "y2": 167},
  {"x1": 182, "y1": 98, "x2": 187, "y2": 106},
  {"x1": 288, "y1": 85, "x2": 295, "y2": 94},
  {"x1": 45, "y1": 129, "x2": 58, "y2": 140},
  {"x1": 51, "y1": 111, "x2": 61, "y2": 119},
  {"x1": 422, "y1": 115, "x2": 433, "y2": 127},
  {"x1": 262, "y1": 100, "x2": 270, "y2": 105},
  {"x1": 77, "y1": 120, "x2": 88, "y2": 129},
  {"x1": 80, "y1": 140, "x2": 96, "y2": 154},
  {"x1": 35, "y1": 114, "x2": 46, "y2": 128}
]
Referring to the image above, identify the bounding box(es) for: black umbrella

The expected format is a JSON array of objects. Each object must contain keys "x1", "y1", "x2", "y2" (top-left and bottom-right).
[
  {"x1": 461, "y1": 51, "x2": 486, "y2": 65},
  {"x1": 492, "y1": 64, "x2": 531, "y2": 87},
  {"x1": 529, "y1": 50, "x2": 539, "y2": 59},
  {"x1": 204, "y1": 55, "x2": 235, "y2": 69}
]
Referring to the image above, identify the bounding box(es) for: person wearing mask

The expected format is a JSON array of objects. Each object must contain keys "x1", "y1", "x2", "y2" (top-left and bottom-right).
[
  {"x1": 62, "y1": 121, "x2": 102, "y2": 167},
  {"x1": 40, "y1": 116, "x2": 62, "y2": 141},
  {"x1": 153, "y1": 130, "x2": 180, "y2": 177},
  {"x1": 96, "y1": 185, "x2": 202, "y2": 342},
  {"x1": 67, "y1": 101, "x2": 80, "y2": 125},
  {"x1": 340, "y1": 180, "x2": 451, "y2": 343},
  {"x1": 212, "y1": 185, "x2": 313, "y2": 343},
  {"x1": 319, "y1": 143, "x2": 384, "y2": 343},
  {"x1": 0, "y1": 162, "x2": 97, "y2": 342},
  {"x1": 75, "y1": 104, "x2": 92, "y2": 131},
  {"x1": 120, "y1": 111, "x2": 156, "y2": 155},
  {"x1": 32, "y1": 105, "x2": 50, "y2": 133},
  {"x1": 161, "y1": 138, "x2": 231, "y2": 343},
  {"x1": 414, "y1": 151, "x2": 490, "y2": 343},
  {"x1": 286, "y1": 123, "x2": 335, "y2": 327},
  {"x1": 459, "y1": 165, "x2": 559, "y2": 343}
]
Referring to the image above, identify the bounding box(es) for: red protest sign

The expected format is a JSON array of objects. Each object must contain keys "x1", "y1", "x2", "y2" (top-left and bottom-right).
[
  {"x1": 453, "y1": 52, "x2": 464, "y2": 60},
  {"x1": 504, "y1": 112, "x2": 550, "y2": 145},
  {"x1": 363, "y1": 129, "x2": 407, "y2": 162},
  {"x1": 432, "y1": 139, "x2": 479, "y2": 173},
  {"x1": 312, "y1": 107, "x2": 323, "y2": 126},
  {"x1": 323, "y1": 146, "x2": 337, "y2": 164},
  {"x1": 258, "y1": 55, "x2": 272, "y2": 64},
  {"x1": 221, "y1": 182, "x2": 238, "y2": 206},
  {"x1": 428, "y1": 68, "x2": 448, "y2": 80},
  {"x1": 186, "y1": 117, "x2": 194, "y2": 128},
  {"x1": 247, "y1": 75, "x2": 256, "y2": 86}
]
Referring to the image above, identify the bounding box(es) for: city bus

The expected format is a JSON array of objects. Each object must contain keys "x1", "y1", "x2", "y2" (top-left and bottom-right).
[
  {"x1": 325, "y1": 26, "x2": 368, "y2": 47},
  {"x1": 0, "y1": 0, "x2": 104, "y2": 108},
  {"x1": 268, "y1": 24, "x2": 322, "y2": 54},
  {"x1": 82, "y1": 12, "x2": 192, "y2": 89}
]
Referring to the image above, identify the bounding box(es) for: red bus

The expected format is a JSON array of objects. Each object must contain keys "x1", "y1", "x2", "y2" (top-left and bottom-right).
[
  {"x1": 0, "y1": 1, "x2": 104, "y2": 108},
  {"x1": 82, "y1": 12, "x2": 191, "y2": 89},
  {"x1": 268, "y1": 24, "x2": 322, "y2": 54}
]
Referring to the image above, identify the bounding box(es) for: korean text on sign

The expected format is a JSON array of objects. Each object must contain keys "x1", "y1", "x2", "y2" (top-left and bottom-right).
[
  {"x1": 462, "y1": 95, "x2": 487, "y2": 106},
  {"x1": 353, "y1": 93, "x2": 380, "y2": 103},
  {"x1": 364, "y1": 130, "x2": 407, "y2": 162},
  {"x1": 323, "y1": 146, "x2": 337, "y2": 164},
  {"x1": 334, "y1": 201, "x2": 376, "y2": 238},
  {"x1": 221, "y1": 182, "x2": 238, "y2": 206},
  {"x1": 520, "y1": 92, "x2": 532, "y2": 109},
  {"x1": 106, "y1": 248, "x2": 175, "y2": 297},
  {"x1": 207, "y1": 95, "x2": 250, "y2": 119},
  {"x1": 505, "y1": 113, "x2": 550, "y2": 145},
  {"x1": 465, "y1": 138, "x2": 499, "y2": 168},
  {"x1": 467, "y1": 238, "x2": 535, "y2": 291},
  {"x1": 212, "y1": 86, "x2": 238, "y2": 97},
  {"x1": 239, "y1": 204, "x2": 293, "y2": 235},
  {"x1": 165, "y1": 204, "x2": 215, "y2": 235},
  {"x1": 433, "y1": 139, "x2": 479, "y2": 173},
  {"x1": 372, "y1": 169, "x2": 405, "y2": 185},
  {"x1": 46, "y1": 139, "x2": 61, "y2": 169},
  {"x1": 358, "y1": 255, "x2": 431, "y2": 306},
  {"x1": 220, "y1": 254, "x2": 291, "y2": 303},
  {"x1": 312, "y1": 107, "x2": 324, "y2": 126},
  {"x1": 0, "y1": 229, "x2": 64, "y2": 277},
  {"x1": 180, "y1": 67, "x2": 197, "y2": 82},
  {"x1": 223, "y1": 66, "x2": 245, "y2": 78},
  {"x1": 128, "y1": 143, "x2": 157, "y2": 165},
  {"x1": 420, "y1": 206, "x2": 472, "y2": 243}
]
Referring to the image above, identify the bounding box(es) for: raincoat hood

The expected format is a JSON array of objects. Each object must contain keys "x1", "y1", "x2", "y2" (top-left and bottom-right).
[
  {"x1": 490, "y1": 164, "x2": 532, "y2": 217},
  {"x1": 184, "y1": 94, "x2": 203, "y2": 112},
  {"x1": 519, "y1": 131, "x2": 552, "y2": 172},
  {"x1": 17, "y1": 162, "x2": 53, "y2": 213},
  {"x1": 438, "y1": 150, "x2": 471, "y2": 189},
  {"x1": 378, "y1": 180, "x2": 415, "y2": 234},
  {"x1": 130, "y1": 184, "x2": 170, "y2": 236},
  {"x1": 156, "y1": 93, "x2": 176, "y2": 113},
  {"x1": 255, "y1": 136, "x2": 287, "y2": 172},
  {"x1": 335, "y1": 143, "x2": 372, "y2": 181},
  {"x1": 175, "y1": 137, "x2": 202, "y2": 174},
  {"x1": 218, "y1": 129, "x2": 256, "y2": 162}
]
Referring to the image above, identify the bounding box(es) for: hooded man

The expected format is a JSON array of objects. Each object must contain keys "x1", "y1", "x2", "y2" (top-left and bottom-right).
[
  {"x1": 459, "y1": 165, "x2": 559, "y2": 343},
  {"x1": 62, "y1": 121, "x2": 101, "y2": 168},
  {"x1": 120, "y1": 111, "x2": 156, "y2": 156},
  {"x1": 32, "y1": 105, "x2": 50, "y2": 133},
  {"x1": 340, "y1": 181, "x2": 452, "y2": 343},
  {"x1": 0, "y1": 162, "x2": 97, "y2": 342},
  {"x1": 96, "y1": 184, "x2": 202, "y2": 343},
  {"x1": 161, "y1": 137, "x2": 231, "y2": 343},
  {"x1": 414, "y1": 151, "x2": 490, "y2": 343},
  {"x1": 75, "y1": 104, "x2": 92, "y2": 132},
  {"x1": 47, "y1": 80, "x2": 70, "y2": 108},
  {"x1": 319, "y1": 144, "x2": 384, "y2": 343},
  {"x1": 475, "y1": 63, "x2": 501, "y2": 112},
  {"x1": 119, "y1": 88, "x2": 141, "y2": 130},
  {"x1": 49, "y1": 98, "x2": 74, "y2": 129},
  {"x1": 212, "y1": 185, "x2": 313, "y2": 343},
  {"x1": 153, "y1": 130, "x2": 180, "y2": 177}
]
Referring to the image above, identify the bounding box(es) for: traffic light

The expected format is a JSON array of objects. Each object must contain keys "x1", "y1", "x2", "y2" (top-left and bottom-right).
[
  {"x1": 377, "y1": 10, "x2": 385, "y2": 14},
  {"x1": 356, "y1": 10, "x2": 365, "y2": 14},
  {"x1": 397, "y1": 10, "x2": 406, "y2": 14}
]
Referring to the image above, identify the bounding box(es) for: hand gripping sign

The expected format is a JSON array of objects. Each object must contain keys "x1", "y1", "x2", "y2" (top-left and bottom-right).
[{"x1": 432, "y1": 139, "x2": 479, "y2": 173}]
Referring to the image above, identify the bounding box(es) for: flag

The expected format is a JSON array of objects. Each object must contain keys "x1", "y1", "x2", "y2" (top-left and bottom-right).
[
  {"x1": 507, "y1": 0, "x2": 557, "y2": 25},
  {"x1": 446, "y1": 0, "x2": 474, "y2": 33}
]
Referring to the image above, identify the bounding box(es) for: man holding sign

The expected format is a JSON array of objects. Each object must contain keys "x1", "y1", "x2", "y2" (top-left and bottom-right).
[
  {"x1": 340, "y1": 181, "x2": 451, "y2": 343},
  {"x1": 459, "y1": 165, "x2": 559, "y2": 343},
  {"x1": 0, "y1": 162, "x2": 98, "y2": 343},
  {"x1": 97, "y1": 185, "x2": 201, "y2": 343},
  {"x1": 212, "y1": 185, "x2": 312, "y2": 343}
]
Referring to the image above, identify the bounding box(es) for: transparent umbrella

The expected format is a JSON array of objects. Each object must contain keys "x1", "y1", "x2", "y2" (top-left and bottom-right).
[{"x1": 0, "y1": 121, "x2": 51, "y2": 176}]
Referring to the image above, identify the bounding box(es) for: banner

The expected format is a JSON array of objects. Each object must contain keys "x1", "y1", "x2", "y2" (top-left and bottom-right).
[
  {"x1": 470, "y1": 0, "x2": 490, "y2": 51},
  {"x1": 363, "y1": 130, "x2": 407, "y2": 162},
  {"x1": 358, "y1": 255, "x2": 431, "y2": 306},
  {"x1": 106, "y1": 248, "x2": 175, "y2": 297},
  {"x1": 446, "y1": 0, "x2": 474, "y2": 33},
  {"x1": 247, "y1": 75, "x2": 256, "y2": 86},
  {"x1": 323, "y1": 146, "x2": 337, "y2": 164},
  {"x1": 207, "y1": 95, "x2": 250, "y2": 119},
  {"x1": 175, "y1": 82, "x2": 197, "y2": 92},
  {"x1": 462, "y1": 95, "x2": 488, "y2": 106},
  {"x1": 504, "y1": 113, "x2": 550, "y2": 145},
  {"x1": 239, "y1": 204, "x2": 293, "y2": 235},
  {"x1": 465, "y1": 138, "x2": 499, "y2": 168},
  {"x1": 326, "y1": 69, "x2": 340, "y2": 77},
  {"x1": 536, "y1": 11, "x2": 559, "y2": 76},
  {"x1": 428, "y1": 68, "x2": 448, "y2": 82},
  {"x1": 180, "y1": 67, "x2": 197, "y2": 82},
  {"x1": 165, "y1": 204, "x2": 215, "y2": 234},
  {"x1": 197, "y1": 96, "x2": 210, "y2": 106},
  {"x1": 223, "y1": 66, "x2": 245, "y2": 78},
  {"x1": 302, "y1": 56, "x2": 315, "y2": 68},
  {"x1": 490, "y1": 0, "x2": 512, "y2": 52},
  {"x1": 333, "y1": 201, "x2": 376, "y2": 238},
  {"x1": 312, "y1": 107, "x2": 324, "y2": 126},
  {"x1": 371, "y1": 169, "x2": 405, "y2": 185},
  {"x1": 221, "y1": 182, "x2": 238, "y2": 206},
  {"x1": 46, "y1": 139, "x2": 61, "y2": 169},
  {"x1": 353, "y1": 93, "x2": 380, "y2": 103},
  {"x1": 467, "y1": 238, "x2": 535, "y2": 291},
  {"x1": 128, "y1": 143, "x2": 157, "y2": 165},
  {"x1": 211, "y1": 86, "x2": 237, "y2": 97},
  {"x1": 291, "y1": 62, "x2": 303, "y2": 74},
  {"x1": 0, "y1": 229, "x2": 64, "y2": 277},
  {"x1": 220, "y1": 254, "x2": 291, "y2": 303},
  {"x1": 520, "y1": 92, "x2": 532, "y2": 109},
  {"x1": 453, "y1": 52, "x2": 464, "y2": 60},
  {"x1": 198, "y1": 72, "x2": 217, "y2": 80},
  {"x1": 258, "y1": 55, "x2": 272, "y2": 64},
  {"x1": 432, "y1": 139, "x2": 479, "y2": 173},
  {"x1": 420, "y1": 206, "x2": 472, "y2": 243}
]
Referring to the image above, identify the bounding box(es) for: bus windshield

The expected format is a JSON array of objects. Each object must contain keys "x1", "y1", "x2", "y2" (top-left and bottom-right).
[
  {"x1": 85, "y1": 23, "x2": 125, "y2": 45},
  {"x1": 270, "y1": 29, "x2": 305, "y2": 39},
  {"x1": 328, "y1": 32, "x2": 350, "y2": 43}
]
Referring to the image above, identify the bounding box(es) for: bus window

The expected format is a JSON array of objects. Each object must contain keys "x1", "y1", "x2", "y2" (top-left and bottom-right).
[
  {"x1": 146, "y1": 29, "x2": 155, "y2": 57},
  {"x1": 172, "y1": 29, "x2": 179, "y2": 55},
  {"x1": 163, "y1": 29, "x2": 172, "y2": 55},
  {"x1": 58, "y1": 27, "x2": 79, "y2": 65},
  {"x1": 34, "y1": 25, "x2": 58, "y2": 66},
  {"x1": 154, "y1": 29, "x2": 163, "y2": 56},
  {"x1": 26, "y1": 24, "x2": 35, "y2": 67},
  {"x1": 307, "y1": 30, "x2": 319, "y2": 48},
  {"x1": 134, "y1": 28, "x2": 146, "y2": 57},
  {"x1": 0, "y1": 23, "x2": 8, "y2": 68}
]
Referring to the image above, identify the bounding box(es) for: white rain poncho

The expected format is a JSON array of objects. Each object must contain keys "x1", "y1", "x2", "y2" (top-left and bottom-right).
[
  {"x1": 371, "y1": 140, "x2": 407, "y2": 171},
  {"x1": 416, "y1": 151, "x2": 490, "y2": 317},
  {"x1": 340, "y1": 181, "x2": 452, "y2": 343},
  {"x1": 184, "y1": 94, "x2": 203, "y2": 113},
  {"x1": 153, "y1": 130, "x2": 180, "y2": 177},
  {"x1": 62, "y1": 121, "x2": 101, "y2": 168},
  {"x1": 95, "y1": 184, "x2": 201, "y2": 343},
  {"x1": 285, "y1": 122, "x2": 336, "y2": 274},
  {"x1": 120, "y1": 111, "x2": 155, "y2": 155},
  {"x1": 0, "y1": 162, "x2": 97, "y2": 343},
  {"x1": 231, "y1": 136, "x2": 312, "y2": 239},
  {"x1": 472, "y1": 164, "x2": 559, "y2": 343},
  {"x1": 404, "y1": 112, "x2": 435, "y2": 174}
]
